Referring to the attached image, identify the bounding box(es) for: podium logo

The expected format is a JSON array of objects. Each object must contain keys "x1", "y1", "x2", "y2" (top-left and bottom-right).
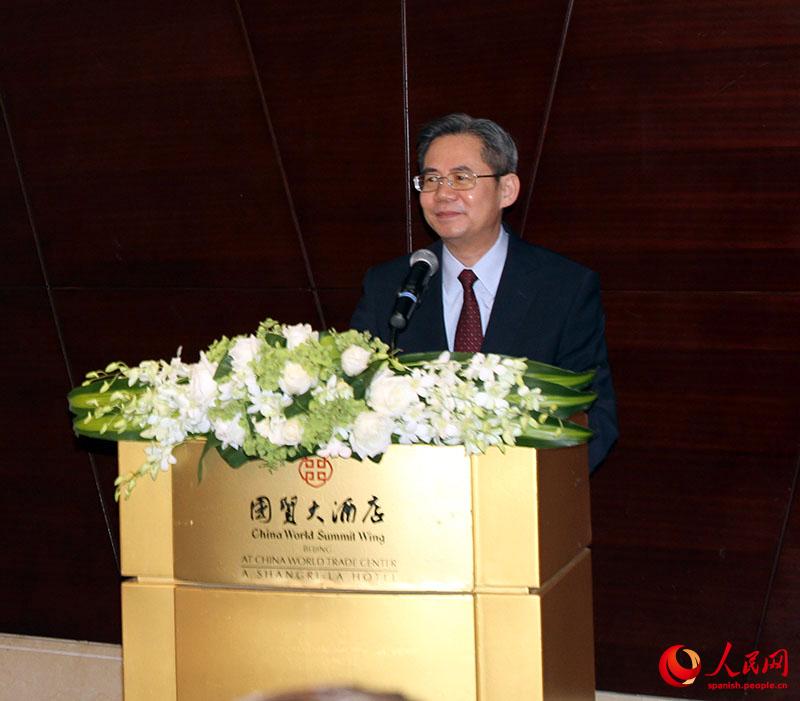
[
  {"x1": 659, "y1": 645, "x2": 702, "y2": 687},
  {"x1": 298, "y1": 457, "x2": 334, "y2": 488}
]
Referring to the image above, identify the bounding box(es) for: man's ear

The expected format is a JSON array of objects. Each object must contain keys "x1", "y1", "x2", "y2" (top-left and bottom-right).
[{"x1": 499, "y1": 173, "x2": 520, "y2": 208}]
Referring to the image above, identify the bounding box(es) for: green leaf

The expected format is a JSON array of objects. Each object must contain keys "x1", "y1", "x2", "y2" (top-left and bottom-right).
[
  {"x1": 68, "y1": 376, "x2": 131, "y2": 402},
  {"x1": 263, "y1": 332, "x2": 286, "y2": 347},
  {"x1": 347, "y1": 361, "x2": 385, "y2": 400},
  {"x1": 523, "y1": 363, "x2": 595, "y2": 389},
  {"x1": 515, "y1": 416, "x2": 593, "y2": 448},
  {"x1": 213, "y1": 353, "x2": 233, "y2": 381},
  {"x1": 396, "y1": 351, "x2": 596, "y2": 389},
  {"x1": 284, "y1": 392, "x2": 311, "y2": 418},
  {"x1": 216, "y1": 444, "x2": 251, "y2": 469},
  {"x1": 68, "y1": 387, "x2": 140, "y2": 411},
  {"x1": 72, "y1": 415, "x2": 144, "y2": 442},
  {"x1": 525, "y1": 379, "x2": 598, "y2": 418},
  {"x1": 394, "y1": 351, "x2": 455, "y2": 367}
]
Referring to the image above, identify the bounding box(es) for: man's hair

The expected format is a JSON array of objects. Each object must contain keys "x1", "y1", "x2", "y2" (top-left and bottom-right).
[{"x1": 416, "y1": 113, "x2": 518, "y2": 175}]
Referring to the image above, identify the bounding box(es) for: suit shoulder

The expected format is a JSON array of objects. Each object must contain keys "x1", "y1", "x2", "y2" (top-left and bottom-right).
[
  {"x1": 513, "y1": 238, "x2": 597, "y2": 280},
  {"x1": 361, "y1": 241, "x2": 442, "y2": 286}
]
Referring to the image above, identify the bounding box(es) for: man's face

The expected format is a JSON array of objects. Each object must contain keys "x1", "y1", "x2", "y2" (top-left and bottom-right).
[{"x1": 419, "y1": 133, "x2": 519, "y2": 252}]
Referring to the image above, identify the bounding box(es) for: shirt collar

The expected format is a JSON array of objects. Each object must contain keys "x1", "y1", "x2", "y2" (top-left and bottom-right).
[{"x1": 442, "y1": 226, "x2": 509, "y2": 298}]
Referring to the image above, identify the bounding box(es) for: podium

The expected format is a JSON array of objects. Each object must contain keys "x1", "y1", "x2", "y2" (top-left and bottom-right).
[{"x1": 119, "y1": 440, "x2": 594, "y2": 700}]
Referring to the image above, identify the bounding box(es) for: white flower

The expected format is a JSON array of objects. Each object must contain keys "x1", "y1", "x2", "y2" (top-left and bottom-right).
[
  {"x1": 350, "y1": 411, "x2": 394, "y2": 458},
  {"x1": 311, "y1": 375, "x2": 354, "y2": 403},
  {"x1": 212, "y1": 414, "x2": 246, "y2": 449},
  {"x1": 282, "y1": 323, "x2": 318, "y2": 350},
  {"x1": 278, "y1": 361, "x2": 315, "y2": 396},
  {"x1": 248, "y1": 387, "x2": 291, "y2": 418},
  {"x1": 217, "y1": 380, "x2": 245, "y2": 402},
  {"x1": 465, "y1": 353, "x2": 500, "y2": 382},
  {"x1": 187, "y1": 354, "x2": 218, "y2": 407},
  {"x1": 229, "y1": 336, "x2": 263, "y2": 372},
  {"x1": 258, "y1": 417, "x2": 304, "y2": 446},
  {"x1": 317, "y1": 435, "x2": 353, "y2": 459},
  {"x1": 367, "y1": 369, "x2": 418, "y2": 417},
  {"x1": 341, "y1": 345, "x2": 372, "y2": 376},
  {"x1": 144, "y1": 442, "x2": 177, "y2": 472}
]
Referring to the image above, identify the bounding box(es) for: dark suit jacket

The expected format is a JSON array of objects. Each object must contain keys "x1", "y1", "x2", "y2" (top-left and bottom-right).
[{"x1": 351, "y1": 234, "x2": 618, "y2": 470}]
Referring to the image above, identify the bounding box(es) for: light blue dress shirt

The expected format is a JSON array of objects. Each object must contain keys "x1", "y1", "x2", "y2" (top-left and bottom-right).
[{"x1": 441, "y1": 227, "x2": 509, "y2": 351}]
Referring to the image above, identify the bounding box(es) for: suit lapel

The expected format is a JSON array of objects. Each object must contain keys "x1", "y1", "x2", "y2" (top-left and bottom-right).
[{"x1": 482, "y1": 234, "x2": 541, "y2": 355}]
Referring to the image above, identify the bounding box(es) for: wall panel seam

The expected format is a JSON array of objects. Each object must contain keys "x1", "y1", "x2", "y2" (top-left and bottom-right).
[
  {"x1": 233, "y1": 0, "x2": 327, "y2": 328},
  {"x1": 520, "y1": 0, "x2": 575, "y2": 239},
  {"x1": 400, "y1": 0, "x2": 412, "y2": 254},
  {"x1": 753, "y1": 447, "x2": 800, "y2": 649},
  {"x1": 0, "y1": 89, "x2": 120, "y2": 571}
]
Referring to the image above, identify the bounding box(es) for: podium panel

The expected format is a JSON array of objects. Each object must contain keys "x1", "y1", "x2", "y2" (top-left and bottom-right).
[{"x1": 119, "y1": 441, "x2": 593, "y2": 700}]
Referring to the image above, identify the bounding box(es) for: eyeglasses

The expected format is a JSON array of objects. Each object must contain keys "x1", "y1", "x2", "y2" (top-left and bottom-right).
[{"x1": 412, "y1": 170, "x2": 505, "y2": 193}]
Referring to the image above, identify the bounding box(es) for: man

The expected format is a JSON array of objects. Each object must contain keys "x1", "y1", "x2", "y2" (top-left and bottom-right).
[{"x1": 351, "y1": 114, "x2": 617, "y2": 470}]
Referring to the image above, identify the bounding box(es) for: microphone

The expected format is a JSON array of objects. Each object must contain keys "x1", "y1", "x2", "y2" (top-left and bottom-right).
[{"x1": 389, "y1": 249, "x2": 439, "y2": 332}]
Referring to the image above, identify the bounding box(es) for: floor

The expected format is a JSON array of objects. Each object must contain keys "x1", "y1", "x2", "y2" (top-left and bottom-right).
[{"x1": 0, "y1": 632, "x2": 679, "y2": 700}]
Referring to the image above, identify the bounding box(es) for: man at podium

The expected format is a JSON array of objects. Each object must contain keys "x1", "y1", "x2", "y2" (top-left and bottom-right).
[{"x1": 351, "y1": 113, "x2": 617, "y2": 470}]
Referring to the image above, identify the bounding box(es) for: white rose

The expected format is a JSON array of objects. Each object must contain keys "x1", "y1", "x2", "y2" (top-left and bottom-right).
[
  {"x1": 278, "y1": 361, "x2": 315, "y2": 396},
  {"x1": 341, "y1": 345, "x2": 372, "y2": 376},
  {"x1": 367, "y1": 370, "x2": 418, "y2": 417},
  {"x1": 229, "y1": 336, "x2": 262, "y2": 372},
  {"x1": 212, "y1": 414, "x2": 246, "y2": 449},
  {"x1": 282, "y1": 323, "x2": 318, "y2": 350},
  {"x1": 187, "y1": 356, "x2": 218, "y2": 406},
  {"x1": 263, "y1": 417, "x2": 304, "y2": 446},
  {"x1": 350, "y1": 411, "x2": 394, "y2": 459},
  {"x1": 253, "y1": 418, "x2": 270, "y2": 439}
]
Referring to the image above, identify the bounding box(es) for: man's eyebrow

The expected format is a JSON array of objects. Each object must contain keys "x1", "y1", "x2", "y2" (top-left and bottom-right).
[{"x1": 420, "y1": 165, "x2": 473, "y2": 174}]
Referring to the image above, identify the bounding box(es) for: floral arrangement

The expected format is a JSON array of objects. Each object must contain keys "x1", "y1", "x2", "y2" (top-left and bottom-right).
[{"x1": 68, "y1": 320, "x2": 596, "y2": 498}]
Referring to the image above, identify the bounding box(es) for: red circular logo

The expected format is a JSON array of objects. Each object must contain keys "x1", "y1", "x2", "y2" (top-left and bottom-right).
[
  {"x1": 298, "y1": 457, "x2": 333, "y2": 488},
  {"x1": 659, "y1": 645, "x2": 702, "y2": 687}
]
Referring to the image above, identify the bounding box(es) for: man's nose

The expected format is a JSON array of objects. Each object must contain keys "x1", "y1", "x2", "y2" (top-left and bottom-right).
[{"x1": 433, "y1": 180, "x2": 456, "y2": 200}]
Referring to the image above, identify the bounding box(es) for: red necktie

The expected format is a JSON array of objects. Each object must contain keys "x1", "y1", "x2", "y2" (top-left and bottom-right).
[{"x1": 454, "y1": 269, "x2": 483, "y2": 352}]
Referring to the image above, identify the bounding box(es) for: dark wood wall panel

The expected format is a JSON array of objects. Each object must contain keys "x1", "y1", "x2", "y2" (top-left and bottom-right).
[
  {"x1": 405, "y1": 0, "x2": 571, "y2": 247},
  {"x1": 0, "y1": 1, "x2": 306, "y2": 290},
  {"x1": 240, "y1": 2, "x2": 407, "y2": 292},
  {"x1": 57, "y1": 288, "x2": 320, "y2": 376},
  {"x1": 0, "y1": 122, "x2": 42, "y2": 286},
  {"x1": 591, "y1": 446, "x2": 795, "y2": 696},
  {"x1": 318, "y1": 287, "x2": 370, "y2": 334},
  {"x1": 0, "y1": 289, "x2": 120, "y2": 642},
  {"x1": 605, "y1": 293, "x2": 800, "y2": 352},
  {"x1": 529, "y1": 150, "x2": 800, "y2": 291},
  {"x1": 562, "y1": 0, "x2": 800, "y2": 58},
  {"x1": 534, "y1": 1, "x2": 800, "y2": 697},
  {"x1": 529, "y1": 0, "x2": 800, "y2": 291},
  {"x1": 759, "y1": 480, "x2": 800, "y2": 692}
]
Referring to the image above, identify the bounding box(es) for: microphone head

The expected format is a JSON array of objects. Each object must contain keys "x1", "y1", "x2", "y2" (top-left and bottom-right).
[{"x1": 409, "y1": 248, "x2": 439, "y2": 275}]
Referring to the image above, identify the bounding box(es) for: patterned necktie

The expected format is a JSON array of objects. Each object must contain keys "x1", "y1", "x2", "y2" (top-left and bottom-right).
[{"x1": 454, "y1": 269, "x2": 483, "y2": 352}]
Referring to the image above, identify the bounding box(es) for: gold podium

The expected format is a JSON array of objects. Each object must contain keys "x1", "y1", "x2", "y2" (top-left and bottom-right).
[{"x1": 119, "y1": 441, "x2": 594, "y2": 701}]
